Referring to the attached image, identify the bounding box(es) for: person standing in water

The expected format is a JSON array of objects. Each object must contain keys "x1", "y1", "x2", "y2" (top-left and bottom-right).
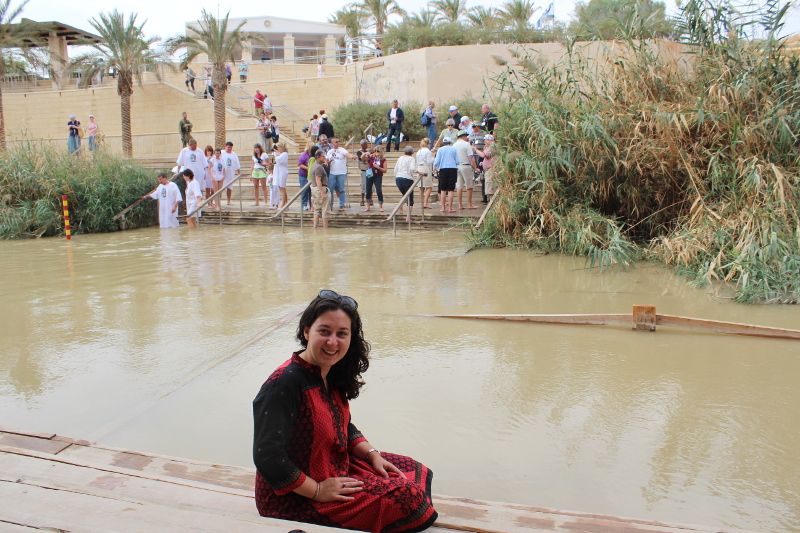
[
  {"x1": 182, "y1": 169, "x2": 202, "y2": 229},
  {"x1": 142, "y1": 173, "x2": 182, "y2": 228}
]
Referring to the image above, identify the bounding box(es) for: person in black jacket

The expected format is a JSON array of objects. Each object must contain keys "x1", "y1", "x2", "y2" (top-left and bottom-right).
[
  {"x1": 385, "y1": 99, "x2": 404, "y2": 152},
  {"x1": 318, "y1": 114, "x2": 334, "y2": 139}
]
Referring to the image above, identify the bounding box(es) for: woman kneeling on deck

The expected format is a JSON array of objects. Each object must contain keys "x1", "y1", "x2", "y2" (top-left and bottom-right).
[{"x1": 253, "y1": 291, "x2": 438, "y2": 533}]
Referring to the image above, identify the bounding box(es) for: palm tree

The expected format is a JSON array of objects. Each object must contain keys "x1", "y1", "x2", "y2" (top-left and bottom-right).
[
  {"x1": 499, "y1": 0, "x2": 539, "y2": 32},
  {"x1": 166, "y1": 10, "x2": 264, "y2": 150},
  {"x1": 466, "y1": 6, "x2": 501, "y2": 28},
  {"x1": 408, "y1": 10, "x2": 438, "y2": 28},
  {"x1": 0, "y1": 0, "x2": 47, "y2": 151},
  {"x1": 351, "y1": 0, "x2": 406, "y2": 38},
  {"x1": 429, "y1": 0, "x2": 468, "y2": 23},
  {"x1": 68, "y1": 11, "x2": 164, "y2": 157},
  {"x1": 330, "y1": 7, "x2": 366, "y2": 61}
]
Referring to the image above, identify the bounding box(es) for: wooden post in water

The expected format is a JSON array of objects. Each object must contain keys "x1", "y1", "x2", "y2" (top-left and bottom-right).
[{"x1": 632, "y1": 305, "x2": 656, "y2": 331}]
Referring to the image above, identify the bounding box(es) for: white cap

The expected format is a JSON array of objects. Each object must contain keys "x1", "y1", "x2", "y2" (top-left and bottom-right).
[
  {"x1": 448, "y1": 105, "x2": 458, "y2": 112},
  {"x1": 442, "y1": 137, "x2": 452, "y2": 144},
  {"x1": 89, "y1": 114, "x2": 94, "y2": 118},
  {"x1": 460, "y1": 116, "x2": 469, "y2": 123},
  {"x1": 322, "y1": 114, "x2": 328, "y2": 119}
]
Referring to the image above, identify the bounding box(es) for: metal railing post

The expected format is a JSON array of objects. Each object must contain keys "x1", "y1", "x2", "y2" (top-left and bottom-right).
[{"x1": 239, "y1": 178, "x2": 243, "y2": 215}]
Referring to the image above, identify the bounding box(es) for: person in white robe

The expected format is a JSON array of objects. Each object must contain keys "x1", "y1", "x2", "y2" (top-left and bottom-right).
[
  {"x1": 182, "y1": 169, "x2": 203, "y2": 229},
  {"x1": 143, "y1": 173, "x2": 182, "y2": 228},
  {"x1": 176, "y1": 139, "x2": 209, "y2": 191},
  {"x1": 221, "y1": 141, "x2": 241, "y2": 206}
]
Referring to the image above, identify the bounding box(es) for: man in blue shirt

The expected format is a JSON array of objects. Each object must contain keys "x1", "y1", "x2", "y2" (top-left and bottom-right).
[{"x1": 433, "y1": 137, "x2": 458, "y2": 213}]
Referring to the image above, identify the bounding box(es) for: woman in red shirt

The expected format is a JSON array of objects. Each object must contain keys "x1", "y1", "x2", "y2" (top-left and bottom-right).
[{"x1": 253, "y1": 291, "x2": 437, "y2": 533}]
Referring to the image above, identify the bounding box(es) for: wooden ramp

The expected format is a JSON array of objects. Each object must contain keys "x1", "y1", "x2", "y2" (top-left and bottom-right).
[{"x1": 0, "y1": 427, "x2": 756, "y2": 533}]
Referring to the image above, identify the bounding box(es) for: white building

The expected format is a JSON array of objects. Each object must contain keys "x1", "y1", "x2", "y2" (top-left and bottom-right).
[{"x1": 184, "y1": 15, "x2": 346, "y2": 65}]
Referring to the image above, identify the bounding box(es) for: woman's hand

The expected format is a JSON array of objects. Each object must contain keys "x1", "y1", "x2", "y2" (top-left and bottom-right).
[
  {"x1": 315, "y1": 477, "x2": 364, "y2": 502},
  {"x1": 370, "y1": 454, "x2": 403, "y2": 478}
]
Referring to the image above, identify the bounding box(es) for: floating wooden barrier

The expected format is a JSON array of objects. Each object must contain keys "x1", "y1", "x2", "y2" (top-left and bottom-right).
[
  {"x1": 0, "y1": 426, "x2": 757, "y2": 533},
  {"x1": 431, "y1": 305, "x2": 800, "y2": 341}
]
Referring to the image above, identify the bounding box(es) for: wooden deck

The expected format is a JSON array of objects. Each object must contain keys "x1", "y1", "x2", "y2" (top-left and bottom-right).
[{"x1": 0, "y1": 427, "x2": 756, "y2": 533}]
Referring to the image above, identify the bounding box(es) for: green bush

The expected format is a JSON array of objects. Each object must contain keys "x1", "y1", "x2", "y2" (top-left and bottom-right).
[
  {"x1": 331, "y1": 95, "x2": 488, "y2": 145},
  {"x1": 0, "y1": 140, "x2": 164, "y2": 238}
]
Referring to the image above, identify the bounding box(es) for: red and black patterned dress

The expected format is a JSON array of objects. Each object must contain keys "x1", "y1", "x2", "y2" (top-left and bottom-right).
[{"x1": 253, "y1": 352, "x2": 437, "y2": 533}]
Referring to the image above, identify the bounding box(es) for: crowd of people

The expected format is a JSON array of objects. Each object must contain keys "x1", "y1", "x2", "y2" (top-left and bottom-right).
[{"x1": 141, "y1": 98, "x2": 499, "y2": 231}]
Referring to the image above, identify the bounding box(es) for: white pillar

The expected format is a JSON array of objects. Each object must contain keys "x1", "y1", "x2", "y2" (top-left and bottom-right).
[
  {"x1": 48, "y1": 32, "x2": 67, "y2": 89},
  {"x1": 283, "y1": 33, "x2": 295, "y2": 64},
  {"x1": 324, "y1": 34, "x2": 337, "y2": 66}
]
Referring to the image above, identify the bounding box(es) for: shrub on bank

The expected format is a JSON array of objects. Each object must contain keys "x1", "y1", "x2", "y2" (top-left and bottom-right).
[
  {"x1": 331, "y1": 96, "x2": 486, "y2": 144},
  {"x1": 0, "y1": 141, "x2": 161, "y2": 238},
  {"x1": 472, "y1": 1, "x2": 800, "y2": 303}
]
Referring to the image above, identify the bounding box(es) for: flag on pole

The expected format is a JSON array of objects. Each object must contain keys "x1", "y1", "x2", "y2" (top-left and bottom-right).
[{"x1": 537, "y1": 2, "x2": 554, "y2": 28}]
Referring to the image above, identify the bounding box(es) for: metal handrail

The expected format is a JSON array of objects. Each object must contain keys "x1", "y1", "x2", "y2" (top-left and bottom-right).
[
  {"x1": 382, "y1": 173, "x2": 424, "y2": 234},
  {"x1": 363, "y1": 123, "x2": 374, "y2": 142},
  {"x1": 271, "y1": 181, "x2": 312, "y2": 232},
  {"x1": 270, "y1": 181, "x2": 311, "y2": 220},
  {"x1": 186, "y1": 173, "x2": 248, "y2": 218}
]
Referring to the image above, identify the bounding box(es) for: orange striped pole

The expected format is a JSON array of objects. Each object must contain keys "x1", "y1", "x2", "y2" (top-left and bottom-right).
[{"x1": 62, "y1": 195, "x2": 71, "y2": 240}]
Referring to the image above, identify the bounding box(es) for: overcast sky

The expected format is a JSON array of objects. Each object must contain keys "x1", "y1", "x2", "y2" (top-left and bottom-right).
[{"x1": 20, "y1": 0, "x2": 799, "y2": 43}]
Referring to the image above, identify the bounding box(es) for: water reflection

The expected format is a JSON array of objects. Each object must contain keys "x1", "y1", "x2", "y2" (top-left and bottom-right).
[{"x1": 1, "y1": 226, "x2": 799, "y2": 533}]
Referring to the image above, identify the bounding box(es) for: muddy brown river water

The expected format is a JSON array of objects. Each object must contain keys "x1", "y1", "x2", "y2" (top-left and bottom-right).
[{"x1": 1, "y1": 225, "x2": 798, "y2": 532}]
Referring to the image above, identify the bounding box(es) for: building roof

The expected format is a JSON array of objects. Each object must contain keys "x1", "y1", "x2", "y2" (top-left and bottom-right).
[
  {"x1": 18, "y1": 19, "x2": 102, "y2": 44},
  {"x1": 186, "y1": 15, "x2": 345, "y2": 38}
]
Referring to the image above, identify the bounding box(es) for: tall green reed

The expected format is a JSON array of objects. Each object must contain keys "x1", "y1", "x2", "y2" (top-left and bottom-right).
[
  {"x1": 0, "y1": 140, "x2": 162, "y2": 238},
  {"x1": 472, "y1": 0, "x2": 800, "y2": 303}
]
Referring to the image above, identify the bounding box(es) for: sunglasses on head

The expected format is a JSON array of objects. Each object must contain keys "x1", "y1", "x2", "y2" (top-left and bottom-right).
[{"x1": 318, "y1": 290, "x2": 358, "y2": 310}]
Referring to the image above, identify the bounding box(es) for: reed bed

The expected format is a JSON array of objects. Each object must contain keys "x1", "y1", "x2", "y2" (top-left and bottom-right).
[
  {"x1": 0, "y1": 140, "x2": 160, "y2": 238},
  {"x1": 473, "y1": 0, "x2": 800, "y2": 303}
]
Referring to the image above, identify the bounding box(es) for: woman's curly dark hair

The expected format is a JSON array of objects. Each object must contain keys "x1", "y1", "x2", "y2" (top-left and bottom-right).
[{"x1": 296, "y1": 296, "x2": 370, "y2": 400}]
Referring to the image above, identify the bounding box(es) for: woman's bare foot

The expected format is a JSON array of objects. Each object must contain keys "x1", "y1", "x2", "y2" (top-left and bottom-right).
[{"x1": 363, "y1": 207, "x2": 370, "y2": 212}]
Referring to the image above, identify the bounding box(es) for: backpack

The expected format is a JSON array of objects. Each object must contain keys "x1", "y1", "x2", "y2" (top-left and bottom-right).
[{"x1": 420, "y1": 110, "x2": 430, "y2": 126}]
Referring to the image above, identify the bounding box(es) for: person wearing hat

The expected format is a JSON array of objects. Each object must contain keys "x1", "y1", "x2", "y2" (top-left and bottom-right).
[
  {"x1": 475, "y1": 134, "x2": 497, "y2": 201},
  {"x1": 459, "y1": 115, "x2": 473, "y2": 132},
  {"x1": 86, "y1": 115, "x2": 100, "y2": 151},
  {"x1": 453, "y1": 130, "x2": 477, "y2": 210},
  {"x1": 433, "y1": 137, "x2": 459, "y2": 214},
  {"x1": 448, "y1": 105, "x2": 462, "y2": 128},
  {"x1": 318, "y1": 114, "x2": 334, "y2": 140},
  {"x1": 385, "y1": 99, "x2": 404, "y2": 152},
  {"x1": 67, "y1": 115, "x2": 81, "y2": 155}
]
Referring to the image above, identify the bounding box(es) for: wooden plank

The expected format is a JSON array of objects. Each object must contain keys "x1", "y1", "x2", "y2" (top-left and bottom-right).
[
  {"x1": 0, "y1": 478, "x2": 347, "y2": 533},
  {"x1": 657, "y1": 314, "x2": 800, "y2": 341},
  {"x1": 0, "y1": 433, "x2": 71, "y2": 455},
  {"x1": 0, "y1": 445, "x2": 252, "y2": 498},
  {"x1": 429, "y1": 314, "x2": 633, "y2": 326},
  {"x1": 0, "y1": 426, "x2": 56, "y2": 440},
  {"x1": 431, "y1": 496, "x2": 754, "y2": 533},
  {"x1": 632, "y1": 305, "x2": 657, "y2": 332},
  {"x1": 58, "y1": 444, "x2": 254, "y2": 492},
  {"x1": 431, "y1": 313, "x2": 800, "y2": 341}
]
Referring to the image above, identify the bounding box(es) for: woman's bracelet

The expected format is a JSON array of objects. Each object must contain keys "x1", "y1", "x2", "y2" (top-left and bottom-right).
[
  {"x1": 365, "y1": 448, "x2": 380, "y2": 460},
  {"x1": 312, "y1": 482, "x2": 321, "y2": 501}
]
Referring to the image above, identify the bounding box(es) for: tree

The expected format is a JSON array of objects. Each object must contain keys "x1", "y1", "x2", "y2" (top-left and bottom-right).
[
  {"x1": 329, "y1": 7, "x2": 367, "y2": 61},
  {"x1": 499, "y1": 0, "x2": 539, "y2": 32},
  {"x1": 466, "y1": 6, "x2": 501, "y2": 28},
  {"x1": 429, "y1": 0, "x2": 468, "y2": 23},
  {"x1": 166, "y1": 11, "x2": 264, "y2": 151},
  {"x1": 571, "y1": 0, "x2": 674, "y2": 40},
  {"x1": 408, "y1": 10, "x2": 438, "y2": 28},
  {"x1": 350, "y1": 0, "x2": 406, "y2": 38},
  {"x1": 0, "y1": 0, "x2": 47, "y2": 151},
  {"x1": 68, "y1": 10, "x2": 163, "y2": 157}
]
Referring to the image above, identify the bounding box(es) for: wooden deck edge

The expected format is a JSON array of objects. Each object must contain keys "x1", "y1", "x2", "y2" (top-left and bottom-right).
[
  {"x1": 0, "y1": 445, "x2": 254, "y2": 499},
  {"x1": 0, "y1": 426, "x2": 56, "y2": 440}
]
